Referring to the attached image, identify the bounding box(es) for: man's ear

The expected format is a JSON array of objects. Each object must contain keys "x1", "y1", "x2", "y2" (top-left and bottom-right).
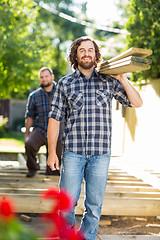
[{"x1": 52, "y1": 74, "x2": 55, "y2": 80}]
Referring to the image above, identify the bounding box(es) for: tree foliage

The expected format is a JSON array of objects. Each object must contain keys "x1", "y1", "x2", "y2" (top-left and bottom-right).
[
  {"x1": 0, "y1": 0, "x2": 42, "y2": 99},
  {"x1": 126, "y1": 0, "x2": 160, "y2": 81},
  {"x1": 0, "y1": 0, "x2": 87, "y2": 99},
  {"x1": 36, "y1": 0, "x2": 87, "y2": 80}
]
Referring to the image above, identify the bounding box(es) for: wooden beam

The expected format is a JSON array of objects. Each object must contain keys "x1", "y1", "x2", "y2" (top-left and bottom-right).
[
  {"x1": 1, "y1": 193, "x2": 160, "y2": 216},
  {"x1": 1, "y1": 188, "x2": 160, "y2": 198},
  {"x1": 106, "y1": 185, "x2": 160, "y2": 193},
  {"x1": 114, "y1": 158, "x2": 160, "y2": 191},
  {"x1": 0, "y1": 195, "x2": 53, "y2": 213},
  {"x1": 77, "y1": 197, "x2": 160, "y2": 216}
]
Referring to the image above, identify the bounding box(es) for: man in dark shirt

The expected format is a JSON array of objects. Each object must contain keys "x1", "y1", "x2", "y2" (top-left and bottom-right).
[
  {"x1": 25, "y1": 67, "x2": 62, "y2": 177},
  {"x1": 47, "y1": 37, "x2": 143, "y2": 240}
]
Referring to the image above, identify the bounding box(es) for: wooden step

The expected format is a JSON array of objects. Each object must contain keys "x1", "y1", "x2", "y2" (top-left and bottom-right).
[{"x1": 1, "y1": 157, "x2": 160, "y2": 216}]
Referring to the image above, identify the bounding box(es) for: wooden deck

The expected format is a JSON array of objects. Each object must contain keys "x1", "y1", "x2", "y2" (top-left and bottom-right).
[{"x1": 0, "y1": 153, "x2": 160, "y2": 216}]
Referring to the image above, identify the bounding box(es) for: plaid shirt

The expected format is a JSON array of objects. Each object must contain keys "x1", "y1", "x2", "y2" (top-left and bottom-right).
[
  {"x1": 49, "y1": 69, "x2": 132, "y2": 155},
  {"x1": 25, "y1": 83, "x2": 56, "y2": 137}
]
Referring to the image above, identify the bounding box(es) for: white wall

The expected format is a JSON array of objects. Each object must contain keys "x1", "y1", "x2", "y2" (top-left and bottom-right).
[{"x1": 122, "y1": 79, "x2": 160, "y2": 171}]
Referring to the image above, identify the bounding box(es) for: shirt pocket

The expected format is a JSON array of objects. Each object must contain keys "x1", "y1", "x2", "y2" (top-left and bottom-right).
[
  {"x1": 96, "y1": 90, "x2": 111, "y2": 107},
  {"x1": 68, "y1": 92, "x2": 83, "y2": 110}
]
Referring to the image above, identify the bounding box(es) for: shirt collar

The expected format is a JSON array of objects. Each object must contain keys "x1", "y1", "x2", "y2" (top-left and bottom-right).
[{"x1": 75, "y1": 68, "x2": 99, "y2": 79}]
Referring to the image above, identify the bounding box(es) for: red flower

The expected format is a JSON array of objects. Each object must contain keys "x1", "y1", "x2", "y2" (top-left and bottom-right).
[
  {"x1": 41, "y1": 187, "x2": 73, "y2": 212},
  {"x1": 0, "y1": 197, "x2": 15, "y2": 221},
  {"x1": 41, "y1": 188, "x2": 84, "y2": 239}
]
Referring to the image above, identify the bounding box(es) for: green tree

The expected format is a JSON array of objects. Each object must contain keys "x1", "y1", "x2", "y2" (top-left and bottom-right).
[
  {"x1": 126, "y1": 0, "x2": 160, "y2": 81},
  {"x1": 0, "y1": 0, "x2": 87, "y2": 99},
  {"x1": 0, "y1": 0, "x2": 42, "y2": 99},
  {"x1": 36, "y1": 0, "x2": 87, "y2": 80}
]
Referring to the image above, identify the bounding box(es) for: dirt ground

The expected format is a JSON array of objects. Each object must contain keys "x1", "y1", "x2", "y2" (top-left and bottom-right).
[
  {"x1": 18, "y1": 214, "x2": 160, "y2": 237},
  {"x1": 98, "y1": 215, "x2": 160, "y2": 235}
]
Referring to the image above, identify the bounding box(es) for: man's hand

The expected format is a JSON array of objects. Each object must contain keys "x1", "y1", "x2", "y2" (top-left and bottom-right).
[
  {"x1": 24, "y1": 133, "x2": 29, "y2": 142},
  {"x1": 47, "y1": 118, "x2": 60, "y2": 171},
  {"x1": 110, "y1": 74, "x2": 127, "y2": 83},
  {"x1": 25, "y1": 117, "x2": 33, "y2": 142},
  {"x1": 47, "y1": 152, "x2": 59, "y2": 171}
]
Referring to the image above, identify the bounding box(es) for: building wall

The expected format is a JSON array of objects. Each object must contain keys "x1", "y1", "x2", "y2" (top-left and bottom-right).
[
  {"x1": 122, "y1": 79, "x2": 160, "y2": 171},
  {"x1": 9, "y1": 99, "x2": 27, "y2": 128}
]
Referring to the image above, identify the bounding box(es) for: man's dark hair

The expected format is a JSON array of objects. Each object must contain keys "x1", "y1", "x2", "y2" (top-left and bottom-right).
[
  {"x1": 38, "y1": 67, "x2": 53, "y2": 77},
  {"x1": 68, "y1": 36, "x2": 102, "y2": 69}
]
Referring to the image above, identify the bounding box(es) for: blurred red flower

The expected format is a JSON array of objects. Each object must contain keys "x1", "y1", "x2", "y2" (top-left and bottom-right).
[
  {"x1": 41, "y1": 187, "x2": 73, "y2": 212},
  {"x1": 41, "y1": 188, "x2": 84, "y2": 240},
  {"x1": 0, "y1": 197, "x2": 15, "y2": 221}
]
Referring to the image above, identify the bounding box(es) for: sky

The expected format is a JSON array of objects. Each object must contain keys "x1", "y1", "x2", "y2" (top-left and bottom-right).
[{"x1": 74, "y1": 0, "x2": 121, "y2": 26}]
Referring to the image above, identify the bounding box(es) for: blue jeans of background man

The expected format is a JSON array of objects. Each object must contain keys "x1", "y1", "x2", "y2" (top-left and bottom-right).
[{"x1": 59, "y1": 149, "x2": 111, "y2": 240}]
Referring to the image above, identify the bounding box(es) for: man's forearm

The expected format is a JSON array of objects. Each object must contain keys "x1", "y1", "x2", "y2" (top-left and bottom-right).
[
  {"x1": 113, "y1": 74, "x2": 143, "y2": 108},
  {"x1": 47, "y1": 118, "x2": 60, "y2": 155},
  {"x1": 25, "y1": 117, "x2": 34, "y2": 139}
]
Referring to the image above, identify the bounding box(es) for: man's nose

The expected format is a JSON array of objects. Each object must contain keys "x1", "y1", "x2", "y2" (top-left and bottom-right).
[{"x1": 85, "y1": 50, "x2": 89, "y2": 56}]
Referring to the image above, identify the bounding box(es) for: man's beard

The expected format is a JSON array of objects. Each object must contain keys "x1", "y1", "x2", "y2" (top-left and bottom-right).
[
  {"x1": 41, "y1": 82, "x2": 52, "y2": 88},
  {"x1": 77, "y1": 58, "x2": 95, "y2": 69}
]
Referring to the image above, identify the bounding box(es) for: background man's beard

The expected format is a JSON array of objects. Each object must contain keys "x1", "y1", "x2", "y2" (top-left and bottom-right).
[{"x1": 41, "y1": 82, "x2": 52, "y2": 87}]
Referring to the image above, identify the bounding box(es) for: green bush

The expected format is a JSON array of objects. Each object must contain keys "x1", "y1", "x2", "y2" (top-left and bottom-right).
[{"x1": 126, "y1": 0, "x2": 160, "y2": 82}]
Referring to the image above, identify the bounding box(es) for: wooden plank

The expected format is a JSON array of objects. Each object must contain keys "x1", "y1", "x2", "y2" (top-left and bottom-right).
[
  {"x1": 104, "y1": 191, "x2": 160, "y2": 198},
  {"x1": 0, "y1": 178, "x2": 150, "y2": 188},
  {"x1": 1, "y1": 157, "x2": 160, "y2": 216},
  {"x1": 100, "y1": 47, "x2": 153, "y2": 64},
  {"x1": 1, "y1": 182, "x2": 159, "y2": 195},
  {"x1": 0, "y1": 173, "x2": 49, "y2": 179},
  {"x1": 107, "y1": 181, "x2": 150, "y2": 186},
  {"x1": 99, "y1": 60, "x2": 151, "y2": 75},
  {"x1": 106, "y1": 185, "x2": 160, "y2": 193},
  {"x1": 98, "y1": 47, "x2": 152, "y2": 74},
  {"x1": 0, "y1": 195, "x2": 54, "y2": 213},
  {"x1": 108, "y1": 176, "x2": 141, "y2": 181},
  {"x1": 1, "y1": 193, "x2": 160, "y2": 216},
  {"x1": 0, "y1": 172, "x2": 142, "y2": 182},
  {"x1": 113, "y1": 158, "x2": 160, "y2": 191},
  {"x1": 99, "y1": 56, "x2": 152, "y2": 69},
  {"x1": 1, "y1": 189, "x2": 160, "y2": 199},
  {"x1": 0, "y1": 182, "x2": 57, "y2": 189},
  {"x1": 101, "y1": 197, "x2": 160, "y2": 216},
  {"x1": 0, "y1": 188, "x2": 47, "y2": 194},
  {"x1": 0, "y1": 174, "x2": 59, "y2": 181},
  {"x1": 76, "y1": 196, "x2": 160, "y2": 216}
]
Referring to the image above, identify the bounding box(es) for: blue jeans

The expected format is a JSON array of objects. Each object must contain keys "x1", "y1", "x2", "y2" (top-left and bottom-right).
[{"x1": 59, "y1": 149, "x2": 110, "y2": 240}]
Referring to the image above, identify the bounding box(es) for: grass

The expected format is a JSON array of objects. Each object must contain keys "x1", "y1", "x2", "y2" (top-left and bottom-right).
[
  {"x1": 0, "y1": 131, "x2": 25, "y2": 152},
  {"x1": 0, "y1": 130, "x2": 45, "y2": 153},
  {"x1": 1, "y1": 131, "x2": 24, "y2": 145}
]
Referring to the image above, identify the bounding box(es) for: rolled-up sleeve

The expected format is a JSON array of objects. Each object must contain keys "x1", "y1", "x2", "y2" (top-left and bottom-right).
[
  {"x1": 25, "y1": 94, "x2": 36, "y2": 119},
  {"x1": 48, "y1": 80, "x2": 66, "y2": 121},
  {"x1": 112, "y1": 77, "x2": 132, "y2": 108}
]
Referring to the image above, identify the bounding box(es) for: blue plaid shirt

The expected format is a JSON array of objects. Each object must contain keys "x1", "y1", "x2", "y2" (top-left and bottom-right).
[
  {"x1": 49, "y1": 69, "x2": 132, "y2": 155},
  {"x1": 25, "y1": 83, "x2": 56, "y2": 137}
]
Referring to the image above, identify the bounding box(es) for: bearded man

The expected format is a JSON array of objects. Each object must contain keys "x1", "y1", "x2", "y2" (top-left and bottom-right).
[
  {"x1": 25, "y1": 67, "x2": 62, "y2": 177},
  {"x1": 47, "y1": 37, "x2": 143, "y2": 240}
]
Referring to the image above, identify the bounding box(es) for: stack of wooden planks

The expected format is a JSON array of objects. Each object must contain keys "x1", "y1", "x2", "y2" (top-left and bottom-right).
[
  {"x1": 0, "y1": 154, "x2": 160, "y2": 216},
  {"x1": 98, "y1": 47, "x2": 152, "y2": 75}
]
